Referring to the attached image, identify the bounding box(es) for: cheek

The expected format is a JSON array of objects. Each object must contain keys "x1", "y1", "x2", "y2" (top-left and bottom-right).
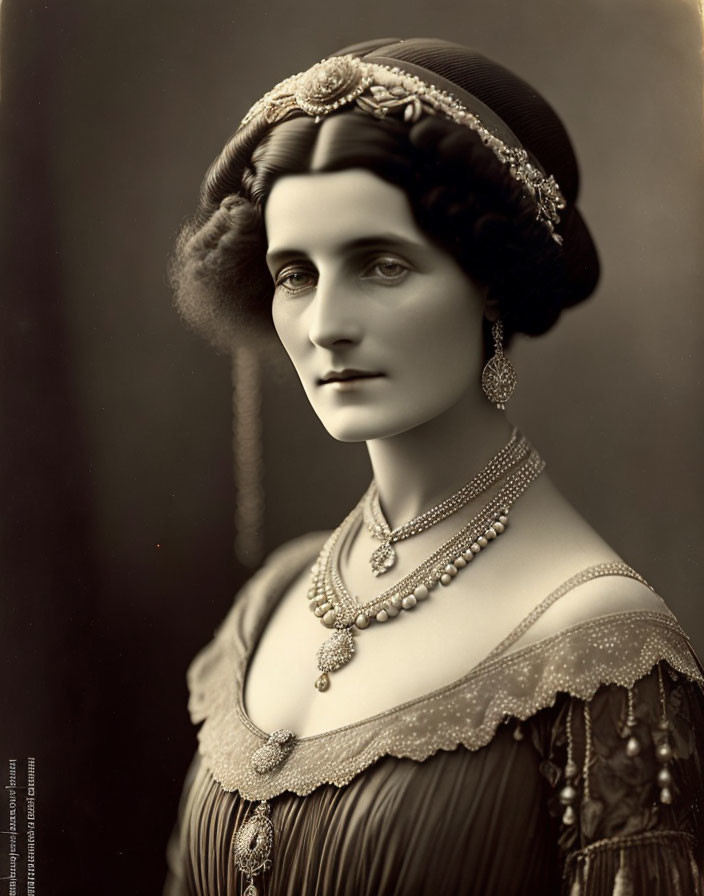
[
  {"x1": 397, "y1": 291, "x2": 480, "y2": 378},
  {"x1": 271, "y1": 300, "x2": 303, "y2": 362},
  {"x1": 409, "y1": 338, "x2": 476, "y2": 401},
  {"x1": 271, "y1": 301, "x2": 321, "y2": 401}
]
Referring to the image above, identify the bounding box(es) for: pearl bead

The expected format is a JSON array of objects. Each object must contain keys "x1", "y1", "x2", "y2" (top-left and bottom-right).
[
  {"x1": 309, "y1": 601, "x2": 319, "y2": 613},
  {"x1": 486, "y1": 527, "x2": 497, "y2": 539},
  {"x1": 562, "y1": 805, "x2": 576, "y2": 826},
  {"x1": 658, "y1": 718, "x2": 670, "y2": 731},
  {"x1": 384, "y1": 602, "x2": 400, "y2": 618},
  {"x1": 402, "y1": 594, "x2": 417, "y2": 610},
  {"x1": 461, "y1": 549, "x2": 474, "y2": 562},
  {"x1": 319, "y1": 601, "x2": 332, "y2": 613},
  {"x1": 440, "y1": 574, "x2": 452, "y2": 586},
  {"x1": 414, "y1": 585, "x2": 430, "y2": 601},
  {"x1": 307, "y1": 588, "x2": 317, "y2": 599},
  {"x1": 660, "y1": 786, "x2": 673, "y2": 805},
  {"x1": 499, "y1": 514, "x2": 509, "y2": 525},
  {"x1": 478, "y1": 536, "x2": 489, "y2": 548},
  {"x1": 444, "y1": 564, "x2": 458, "y2": 577},
  {"x1": 315, "y1": 673, "x2": 330, "y2": 691},
  {"x1": 314, "y1": 606, "x2": 326, "y2": 617},
  {"x1": 322, "y1": 610, "x2": 337, "y2": 627},
  {"x1": 559, "y1": 784, "x2": 577, "y2": 805},
  {"x1": 391, "y1": 594, "x2": 403, "y2": 608},
  {"x1": 454, "y1": 556, "x2": 467, "y2": 569},
  {"x1": 493, "y1": 521, "x2": 505, "y2": 534},
  {"x1": 565, "y1": 760, "x2": 578, "y2": 780},
  {"x1": 355, "y1": 613, "x2": 369, "y2": 629},
  {"x1": 657, "y1": 767, "x2": 673, "y2": 787},
  {"x1": 470, "y1": 543, "x2": 481, "y2": 554},
  {"x1": 626, "y1": 736, "x2": 641, "y2": 757},
  {"x1": 656, "y1": 742, "x2": 673, "y2": 763},
  {"x1": 376, "y1": 609, "x2": 389, "y2": 623}
]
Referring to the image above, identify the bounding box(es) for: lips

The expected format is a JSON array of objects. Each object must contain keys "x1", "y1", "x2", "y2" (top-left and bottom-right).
[{"x1": 318, "y1": 369, "x2": 382, "y2": 385}]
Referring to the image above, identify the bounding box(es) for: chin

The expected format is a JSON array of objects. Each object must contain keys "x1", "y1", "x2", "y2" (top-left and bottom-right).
[{"x1": 315, "y1": 408, "x2": 430, "y2": 443}]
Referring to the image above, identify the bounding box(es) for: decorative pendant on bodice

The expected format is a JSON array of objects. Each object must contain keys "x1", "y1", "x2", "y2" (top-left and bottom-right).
[
  {"x1": 233, "y1": 728, "x2": 298, "y2": 893},
  {"x1": 233, "y1": 801, "x2": 273, "y2": 896},
  {"x1": 250, "y1": 728, "x2": 296, "y2": 774}
]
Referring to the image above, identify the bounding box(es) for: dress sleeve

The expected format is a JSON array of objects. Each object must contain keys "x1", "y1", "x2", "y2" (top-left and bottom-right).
[{"x1": 537, "y1": 662, "x2": 704, "y2": 895}]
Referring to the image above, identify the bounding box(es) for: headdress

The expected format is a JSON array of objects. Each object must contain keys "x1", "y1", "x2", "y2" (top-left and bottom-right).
[
  {"x1": 240, "y1": 53, "x2": 566, "y2": 242},
  {"x1": 198, "y1": 39, "x2": 599, "y2": 294}
]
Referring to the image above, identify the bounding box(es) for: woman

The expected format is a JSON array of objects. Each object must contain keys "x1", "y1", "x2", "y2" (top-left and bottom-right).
[{"x1": 165, "y1": 38, "x2": 704, "y2": 895}]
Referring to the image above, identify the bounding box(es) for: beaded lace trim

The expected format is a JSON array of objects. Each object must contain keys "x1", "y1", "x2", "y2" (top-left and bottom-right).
[
  {"x1": 187, "y1": 534, "x2": 703, "y2": 801},
  {"x1": 564, "y1": 830, "x2": 696, "y2": 867}
]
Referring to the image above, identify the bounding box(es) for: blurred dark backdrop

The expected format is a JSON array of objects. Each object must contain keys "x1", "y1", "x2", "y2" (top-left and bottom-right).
[{"x1": 1, "y1": 1, "x2": 702, "y2": 893}]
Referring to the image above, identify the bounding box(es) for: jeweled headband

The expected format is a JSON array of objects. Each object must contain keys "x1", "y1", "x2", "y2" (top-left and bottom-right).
[{"x1": 239, "y1": 55, "x2": 566, "y2": 244}]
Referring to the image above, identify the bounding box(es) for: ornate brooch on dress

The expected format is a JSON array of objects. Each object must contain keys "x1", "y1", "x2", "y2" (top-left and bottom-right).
[{"x1": 233, "y1": 729, "x2": 298, "y2": 895}]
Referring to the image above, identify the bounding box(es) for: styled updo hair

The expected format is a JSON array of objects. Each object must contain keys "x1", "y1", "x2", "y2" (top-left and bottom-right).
[{"x1": 170, "y1": 39, "x2": 600, "y2": 359}]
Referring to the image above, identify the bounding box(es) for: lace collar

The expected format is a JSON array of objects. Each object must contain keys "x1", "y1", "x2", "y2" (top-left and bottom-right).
[{"x1": 187, "y1": 533, "x2": 703, "y2": 800}]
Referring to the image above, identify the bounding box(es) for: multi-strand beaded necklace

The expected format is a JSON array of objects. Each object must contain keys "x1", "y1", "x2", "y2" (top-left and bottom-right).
[{"x1": 307, "y1": 430, "x2": 545, "y2": 691}]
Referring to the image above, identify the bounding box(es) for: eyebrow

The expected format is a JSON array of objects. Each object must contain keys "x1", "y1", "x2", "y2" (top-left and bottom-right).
[{"x1": 265, "y1": 234, "x2": 428, "y2": 268}]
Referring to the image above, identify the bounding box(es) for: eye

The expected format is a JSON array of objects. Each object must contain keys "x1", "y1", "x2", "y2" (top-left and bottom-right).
[
  {"x1": 362, "y1": 256, "x2": 411, "y2": 284},
  {"x1": 274, "y1": 266, "x2": 316, "y2": 295}
]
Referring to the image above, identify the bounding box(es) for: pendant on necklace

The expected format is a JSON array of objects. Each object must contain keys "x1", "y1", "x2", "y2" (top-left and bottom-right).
[
  {"x1": 315, "y1": 628, "x2": 355, "y2": 690},
  {"x1": 370, "y1": 541, "x2": 396, "y2": 576}
]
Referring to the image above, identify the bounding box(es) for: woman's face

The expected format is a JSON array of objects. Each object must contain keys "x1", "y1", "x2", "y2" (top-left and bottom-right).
[{"x1": 265, "y1": 168, "x2": 486, "y2": 443}]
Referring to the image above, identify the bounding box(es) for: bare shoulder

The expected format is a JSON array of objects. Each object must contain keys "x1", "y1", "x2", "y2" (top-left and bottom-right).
[{"x1": 501, "y1": 473, "x2": 672, "y2": 652}]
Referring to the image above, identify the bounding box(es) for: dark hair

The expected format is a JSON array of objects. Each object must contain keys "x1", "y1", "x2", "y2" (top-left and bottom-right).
[{"x1": 171, "y1": 99, "x2": 593, "y2": 358}]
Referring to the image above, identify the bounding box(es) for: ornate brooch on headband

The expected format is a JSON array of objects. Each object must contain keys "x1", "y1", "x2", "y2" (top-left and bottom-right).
[{"x1": 240, "y1": 55, "x2": 566, "y2": 243}]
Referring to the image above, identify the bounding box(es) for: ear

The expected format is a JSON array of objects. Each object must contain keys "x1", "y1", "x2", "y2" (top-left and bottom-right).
[{"x1": 482, "y1": 294, "x2": 501, "y2": 323}]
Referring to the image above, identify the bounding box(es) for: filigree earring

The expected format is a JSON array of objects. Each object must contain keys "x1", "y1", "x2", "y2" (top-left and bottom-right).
[{"x1": 481, "y1": 320, "x2": 517, "y2": 410}]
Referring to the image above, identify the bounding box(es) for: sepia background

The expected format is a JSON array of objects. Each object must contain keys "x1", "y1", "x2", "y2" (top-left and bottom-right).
[{"x1": 1, "y1": 0, "x2": 702, "y2": 892}]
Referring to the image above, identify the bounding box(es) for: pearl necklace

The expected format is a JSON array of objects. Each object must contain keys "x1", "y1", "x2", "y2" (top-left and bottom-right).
[
  {"x1": 308, "y1": 442, "x2": 545, "y2": 691},
  {"x1": 363, "y1": 427, "x2": 529, "y2": 575}
]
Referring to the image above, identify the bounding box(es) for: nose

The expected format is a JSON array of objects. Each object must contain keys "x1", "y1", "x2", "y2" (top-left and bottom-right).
[{"x1": 307, "y1": 274, "x2": 363, "y2": 349}]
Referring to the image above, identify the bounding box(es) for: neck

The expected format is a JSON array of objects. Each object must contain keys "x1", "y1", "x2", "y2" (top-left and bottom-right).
[{"x1": 365, "y1": 389, "x2": 515, "y2": 528}]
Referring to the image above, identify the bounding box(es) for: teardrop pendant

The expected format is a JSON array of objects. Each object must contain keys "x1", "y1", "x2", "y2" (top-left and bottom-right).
[
  {"x1": 315, "y1": 672, "x2": 330, "y2": 691},
  {"x1": 370, "y1": 541, "x2": 396, "y2": 575},
  {"x1": 625, "y1": 735, "x2": 640, "y2": 757},
  {"x1": 316, "y1": 628, "x2": 356, "y2": 679}
]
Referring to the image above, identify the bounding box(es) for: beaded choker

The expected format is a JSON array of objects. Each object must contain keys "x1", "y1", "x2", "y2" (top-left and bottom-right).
[{"x1": 363, "y1": 427, "x2": 528, "y2": 575}]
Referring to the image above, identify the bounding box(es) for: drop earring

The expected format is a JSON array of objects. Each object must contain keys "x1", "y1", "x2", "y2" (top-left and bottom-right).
[{"x1": 481, "y1": 320, "x2": 517, "y2": 410}]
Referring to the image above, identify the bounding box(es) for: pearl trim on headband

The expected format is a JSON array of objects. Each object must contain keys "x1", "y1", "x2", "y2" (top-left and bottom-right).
[{"x1": 239, "y1": 55, "x2": 566, "y2": 242}]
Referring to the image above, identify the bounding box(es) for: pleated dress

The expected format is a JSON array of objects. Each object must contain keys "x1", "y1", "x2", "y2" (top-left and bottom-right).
[{"x1": 164, "y1": 534, "x2": 704, "y2": 896}]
